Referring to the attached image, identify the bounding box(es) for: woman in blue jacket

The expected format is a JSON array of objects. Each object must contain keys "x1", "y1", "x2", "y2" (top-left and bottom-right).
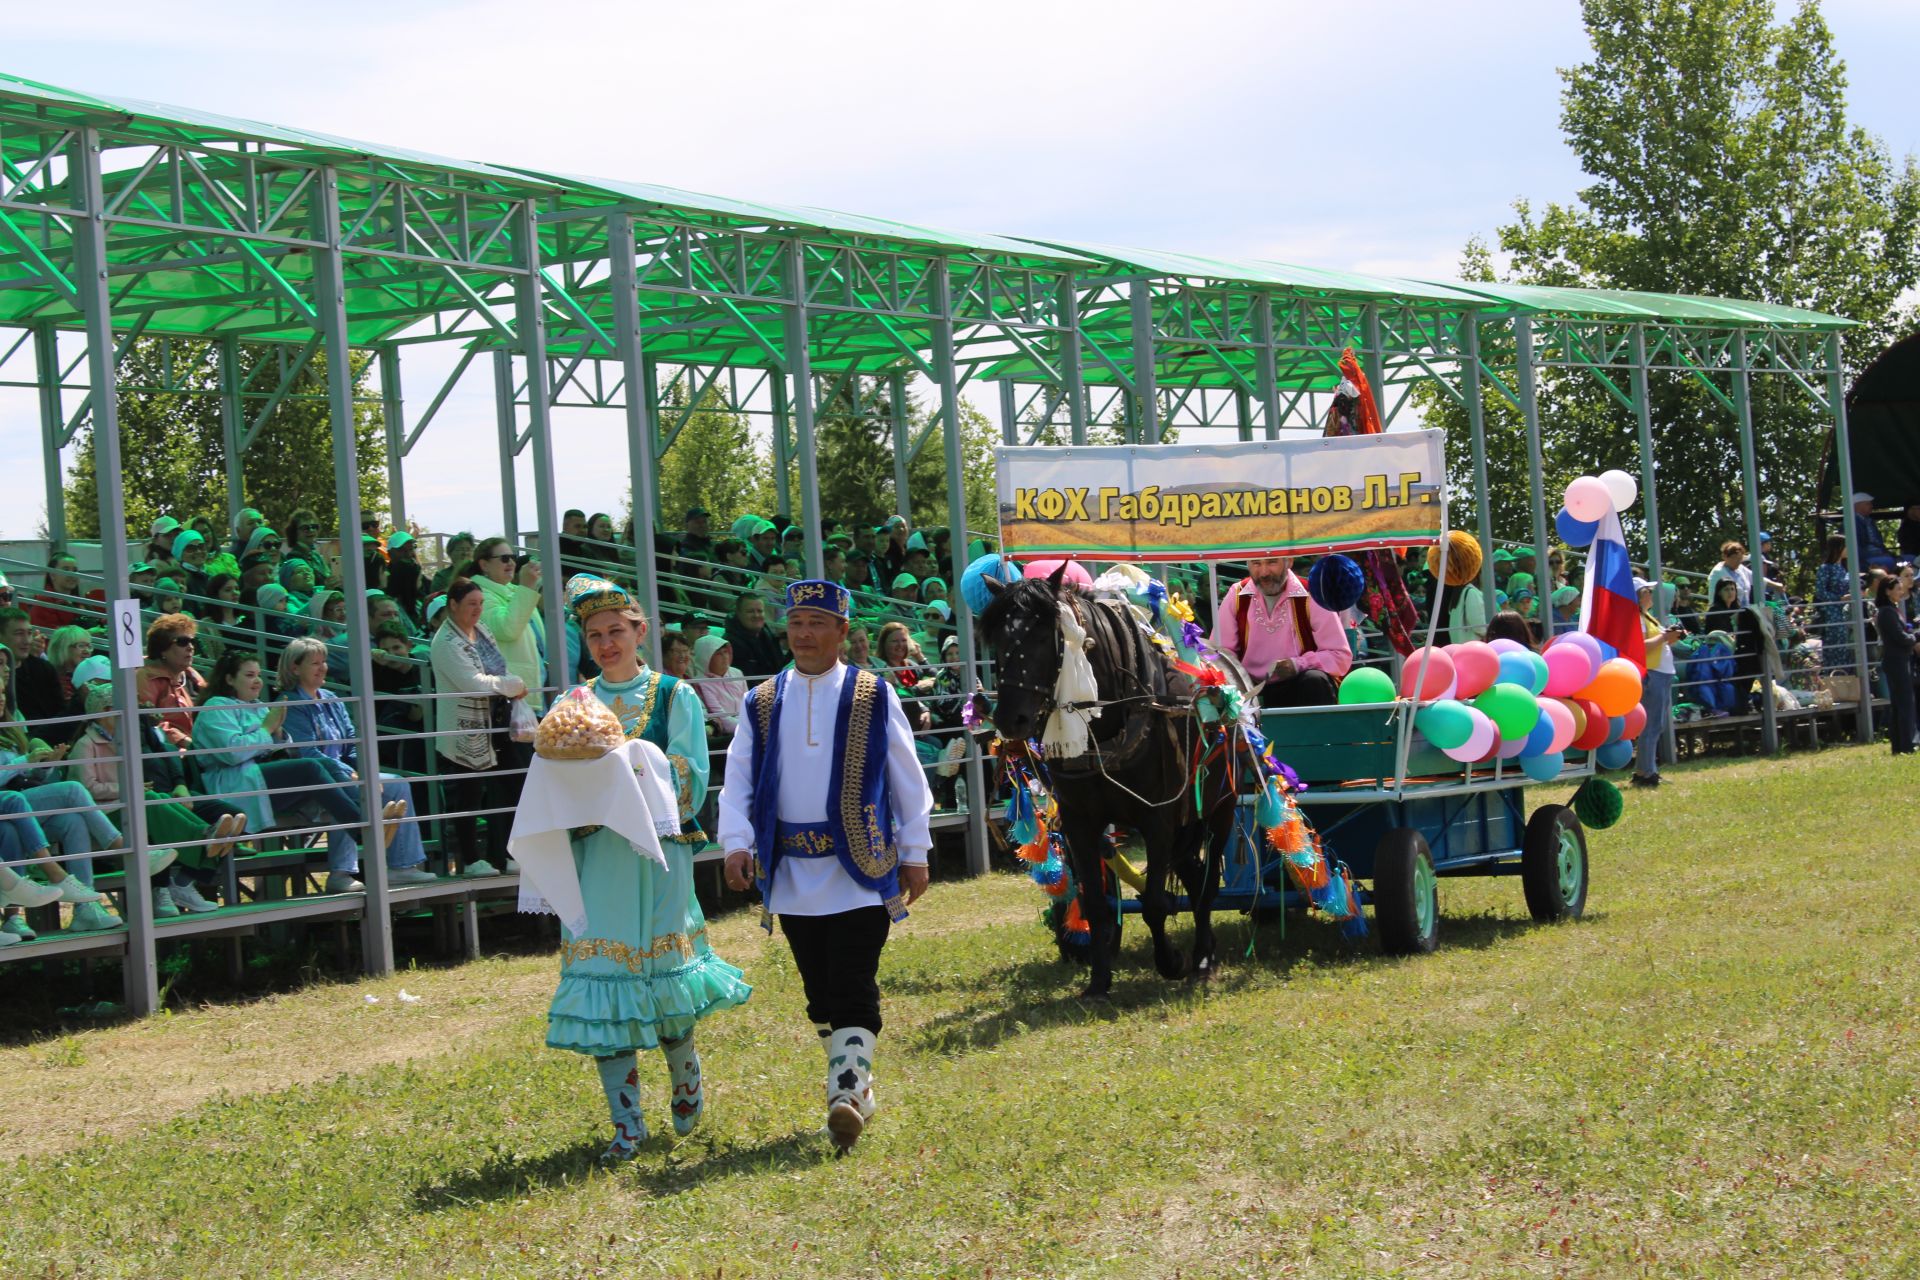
[{"x1": 276, "y1": 637, "x2": 435, "y2": 894}]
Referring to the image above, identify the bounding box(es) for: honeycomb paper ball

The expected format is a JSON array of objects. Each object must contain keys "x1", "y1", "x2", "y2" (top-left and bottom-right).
[
  {"x1": 1572, "y1": 778, "x2": 1624, "y2": 830},
  {"x1": 1425, "y1": 530, "x2": 1484, "y2": 587},
  {"x1": 1307, "y1": 554, "x2": 1366, "y2": 614}
]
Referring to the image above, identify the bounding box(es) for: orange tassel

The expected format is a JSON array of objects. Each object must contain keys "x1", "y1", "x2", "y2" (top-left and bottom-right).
[
  {"x1": 1063, "y1": 898, "x2": 1090, "y2": 933},
  {"x1": 1043, "y1": 876, "x2": 1070, "y2": 897},
  {"x1": 1017, "y1": 817, "x2": 1050, "y2": 863},
  {"x1": 1275, "y1": 813, "x2": 1307, "y2": 854}
]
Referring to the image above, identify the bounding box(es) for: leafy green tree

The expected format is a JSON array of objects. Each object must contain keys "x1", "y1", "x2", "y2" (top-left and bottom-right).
[
  {"x1": 62, "y1": 339, "x2": 387, "y2": 542},
  {"x1": 652, "y1": 380, "x2": 765, "y2": 532},
  {"x1": 1424, "y1": 0, "x2": 1920, "y2": 578}
]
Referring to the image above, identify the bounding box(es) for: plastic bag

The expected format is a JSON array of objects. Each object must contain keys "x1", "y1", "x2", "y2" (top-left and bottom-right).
[{"x1": 507, "y1": 696, "x2": 538, "y2": 743}]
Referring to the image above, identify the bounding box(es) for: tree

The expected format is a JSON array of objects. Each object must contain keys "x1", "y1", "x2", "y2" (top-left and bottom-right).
[
  {"x1": 1424, "y1": 0, "x2": 1920, "y2": 577},
  {"x1": 652, "y1": 380, "x2": 766, "y2": 531},
  {"x1": 62, "y1": 339, "x2": 387, "y2": 542}
]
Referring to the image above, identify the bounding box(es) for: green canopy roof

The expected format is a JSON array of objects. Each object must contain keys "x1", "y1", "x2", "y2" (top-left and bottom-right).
[
  {"x1": 1426, "y1": 280, "x2": 1854, "y2": 330},
  {"x1": 1024, "y1": 238, "x2": 1490, "y2": 308}
]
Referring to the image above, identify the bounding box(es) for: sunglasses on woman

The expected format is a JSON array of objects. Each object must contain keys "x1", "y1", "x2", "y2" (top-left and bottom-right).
[{"x1": 169, "y1": 636, "x2": 196, "y2": 650}]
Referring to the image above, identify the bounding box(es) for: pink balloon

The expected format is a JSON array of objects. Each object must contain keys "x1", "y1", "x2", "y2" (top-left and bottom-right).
[
  {"x1": 1398, "y1": 646, "x2": 1457, "y2": 701},
  {"x1": 1487, "y1": 638, "x2": 1528, "y2": 656},
  {"x1": 1622, "y1": 703, "x2": 1648, "y2": 740},
  {"x1": 1564, "y1": 475, "x2": 1613, "y2": 522},
  {"x1": 1553, "y1": 631, "x2": 1606, "y2": 669},
  {"x1": 1541, "y1": 642, "x2": 1595, "y2": 698},
  {"x1": 1021, "y1": 558, "x2": 1092, "y2": 588},
  {"x1": 1443, "y1": 709, "x2": 1497, "y2": 763},
  {"x1": 1448, "y1": 641, "x2": 1500, "y2": 700},
  {"x1": 1541, "y1": 698, "x2": 1577, "y2": 754}
]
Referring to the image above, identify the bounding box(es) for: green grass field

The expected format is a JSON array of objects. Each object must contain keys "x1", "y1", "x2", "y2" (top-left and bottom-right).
[{"x1": 4, "y1": 744, "x2": 1916, "y2": 1278}]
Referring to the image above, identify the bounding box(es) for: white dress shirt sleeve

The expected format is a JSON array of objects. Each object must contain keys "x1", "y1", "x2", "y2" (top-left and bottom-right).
[{"x1": 714, "y1": 677, "x2": 764, "y2": 855}]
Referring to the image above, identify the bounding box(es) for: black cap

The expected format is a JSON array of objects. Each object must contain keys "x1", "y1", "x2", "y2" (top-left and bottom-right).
[{"x1": 686, "y1": 505, "x2": 708, "y2": 518}]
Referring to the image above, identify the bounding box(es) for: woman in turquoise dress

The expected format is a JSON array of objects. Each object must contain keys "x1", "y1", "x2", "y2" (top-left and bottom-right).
[{"x1": 545, "y1": 574, "x2": 751, "y2": 1160}]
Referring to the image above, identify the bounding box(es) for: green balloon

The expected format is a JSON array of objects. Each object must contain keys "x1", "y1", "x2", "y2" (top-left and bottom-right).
[
  {"x1": 1474, "y1": 684, "x2": 1539, "y2": 740},
  {"x1": 1414, "y1": 698, "x2": 1474, "y2": 749},
  {"x1": 1337, "y1": 666, "x2": 1397, "y2": 705}
]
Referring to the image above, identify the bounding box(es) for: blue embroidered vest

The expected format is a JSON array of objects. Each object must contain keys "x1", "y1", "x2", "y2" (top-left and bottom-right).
[{"x1": 746, "y1": 665, "x2": 903, "y2": 927}]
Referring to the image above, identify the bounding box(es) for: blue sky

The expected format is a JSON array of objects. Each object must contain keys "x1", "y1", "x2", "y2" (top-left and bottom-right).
[{"x1": 2, "y1": 0, "x2": 1915, "y2": 540}]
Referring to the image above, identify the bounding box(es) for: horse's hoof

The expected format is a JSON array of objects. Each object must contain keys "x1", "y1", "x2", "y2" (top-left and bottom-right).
[
  {"x1": 1079, "y1": 985, "x2": 1112, "y2": 1003},
  {"x1": 1188, "y1": 957, "x2": 1215, "y2": 983},
  {"x1": 1155, "y1": 951, "x2": 1187, "y2": 980}
]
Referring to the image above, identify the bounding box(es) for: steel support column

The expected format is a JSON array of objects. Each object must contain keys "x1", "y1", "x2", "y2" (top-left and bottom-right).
[
  {"x1": 32, "y1": 324, "x2": 67, "y2": 546},
  {"x1": 512, "y1": 205, "x2": 572, "y2": 693},
  {"x1": 889, "y1": 371, "x2": 912, "y2": 522},
  {"x1": 785, "y1": 243, "x2": 825, "y2": 579},
  {"x1": 1255, "y1": 296, "x2": 1280, "y2": 440},
  {"x1": 769, "y1": 371, "x2": 792, "y2": 519},
  {"x1": 1128, "y1": 279, "x2": 1159, "y2": 443},
  {"x1": 1826, "y1": 332, "x2": 1872, "y2": 743},
  {"x1": 74, "y1": 127, "x2": 158, "y2": 1014},
  {"x1": 1513, "y1": 317, "x2": 1553, "y2": 602},
  {"x1": 607, "y1": 213, "x2": 664, "y2": 658},
  {"x1": 1058, "y1": 276, "x2": 1087, "y2": 446},
  {"x1": 377, "y1": 345, "x2": 407, "y2": 530},
  {"x1": 1730, "y1": 332, "x2": 1778, "y2": 754},
  {"x1": 492, "y1": 349, "x2": 520, "y2": 542},
  {"x1": 998, "y1": 378, "x2": 1018, "y2": 446},
  {"x1": 932, "y1": 265, "x2": 988, "y2": 875},
  {"x1": 1628, "y1": 324, "x2": 1676, "y2": 763},
  {"x1": 313, "y1": 165, "x2": 396, "y2": 976},
  {"x1": 217, "y1": 335, "x2": 245, "y2": 525},
  {"x1": 1462, "y1": 318, "x2": 1497, "y2": 614}
]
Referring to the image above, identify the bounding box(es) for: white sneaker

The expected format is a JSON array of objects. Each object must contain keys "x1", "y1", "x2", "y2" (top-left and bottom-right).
[
  {"x1": 0, "y1": 932, "x2": 18, "y2": 949},
  {"x1": 325, "y1": 873, "x2": 365, "y2": 894},
  {"x1": 2, "y1": 915, "x2": 35, "y2": 941},
  {"x1": 462, "y1": 860, "x2": 499, "y2": 878},
  {"x1": 57, "y1": 877, "x2": 108, "y2": 905},
  {"x1": 388, "y1": 867, "x2": 437, "y2": 886},
  {"x1": 0, "y1": 873, "x2": 61, "y2": 909},
  {"x1": 170, "y1": 881, "x2": 220, "y2": 913},
  {"x1": 153, "y1": 887, "x2": 180, "y2": 919},
  {"x1": 145, "y1": 849, "x2": 178, "y2": 878},
  {"x1": 504, "y1": 859, "x2": 520, "y2": 874},
  {"x1": 66, "y1": 901, "x2": 121, "y2": 933}
]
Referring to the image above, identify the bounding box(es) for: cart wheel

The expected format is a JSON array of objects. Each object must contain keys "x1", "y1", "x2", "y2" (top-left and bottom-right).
[
  {"x1": 1521, "y1": 804, "x2": 1588, "y2": 922},
  {"x1": 1372, "y1": 828, "x2": 1438, "y2": 956}
]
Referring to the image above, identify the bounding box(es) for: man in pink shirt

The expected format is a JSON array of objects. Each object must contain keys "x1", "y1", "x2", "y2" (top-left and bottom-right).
[{"x1": 1211, "y1": 556, "x2": 1353, "y2": 707}]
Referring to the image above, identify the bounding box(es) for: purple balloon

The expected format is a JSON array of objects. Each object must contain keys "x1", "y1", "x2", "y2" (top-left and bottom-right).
[
  {"x1": 1496, "y1": 733, "x2": 1529, "y2": 759},
  {"x1": 1555, "y1": 631, "x2": 1606, "y2": 669},
  {"x1": 1487, "y1": 638, "x2": 1528, "y2": 656}
]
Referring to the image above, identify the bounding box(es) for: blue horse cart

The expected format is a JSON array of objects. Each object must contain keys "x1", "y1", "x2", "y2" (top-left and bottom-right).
[{"x1": 1107, "y1": 702, "x2": 1594, "y2": 955}]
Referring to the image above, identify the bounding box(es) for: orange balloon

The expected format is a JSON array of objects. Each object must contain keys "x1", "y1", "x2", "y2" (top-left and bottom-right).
[{"x1": 1581, "y1": 657, "x2": 1644, "y2": 717}]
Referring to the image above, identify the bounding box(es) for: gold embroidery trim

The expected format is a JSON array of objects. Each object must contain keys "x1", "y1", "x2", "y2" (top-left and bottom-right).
[
  {"x1": 560, "y1": 928, "x2": 706, "y2": 972},
  {"x1": 839, "y1": 669, "x2": 899, "y2": 880},
  {"x1": 778, "y1": 828, "x2": 836, "y2": 855}
]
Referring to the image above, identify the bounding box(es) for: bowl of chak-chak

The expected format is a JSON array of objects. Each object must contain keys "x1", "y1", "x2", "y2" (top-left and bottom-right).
[{"x1": 535, "y1": 688, "x2": 625, "y2": 761}]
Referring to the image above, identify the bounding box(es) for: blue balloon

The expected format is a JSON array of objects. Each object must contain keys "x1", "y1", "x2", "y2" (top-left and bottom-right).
[
  {"x1": 1495, "y1": 650, "x2": 1537, "y2": 690},
  {"x1": 1596, "y1": 739, "x2": 1635, "y2": 771},
  {"x1": 1521, "y1": 751, "x2": 1565, "y2": 782},
  {"x1": 1556, "y1": 507, "x2": 1599, "y2": 548},
  {"x1": 1603, "y1": 715, "x2": 1627, "y2": 745},
  {"x1": 1521, "y1": 708, "x2": 1556, "y2": 757},
  {"x1": 960, "y1": 552, "x2": 1022, "y2": 614}
]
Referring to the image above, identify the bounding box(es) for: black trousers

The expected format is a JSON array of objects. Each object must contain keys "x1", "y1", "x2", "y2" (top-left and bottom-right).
[
  {"x1": 1259, "y1": 668, "x2": 1337, "y2": 708},
  {"x1": 781, "y1": 906, "x2": 891, "y2": 1033}
]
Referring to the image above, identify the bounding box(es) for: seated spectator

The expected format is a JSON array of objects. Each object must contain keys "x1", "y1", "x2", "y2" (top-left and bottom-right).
[
  {"x1": 252, "y1": 584, "x2": 301, "y2": 647},
  {"x1": 690, "y1": 634, "x2": 746, "y2": 737},
  {"x1": 282, "y1": 509, "x2": 333, "y2": 591},
  {"x1": 229, "y1": 508, "x2": 265, "y2": 558},
  {"x1": 238, "y1": 552, "x2": 275, "y2": 606},
  {"x1": 367, "y1": 589, "x2": 417, "y2": 641},
  {"x1": 1813, "y1": 534, "x2": 1854, "y2": 673},
  {"x1": 844, "y1": 623, "x2": 873, "y2": 669},
  {"x1": 823, "y1": 546, "x2": 847, "y2": 585},
  {"x1": 1853, "y1": 492, "x2": 1896, "y2": 572},
  {"x1": 39, "y1": 626, "x2": 95, "y2": 742},
  {"x1": 27, "y1": 551, "x2": 100, "y2": 630},
  {"x1": 172, "y1": 530, "x2": 211, "y2": 600},
  {"x1": 1705, "y1": 540, "x2": 1753, "y2": 608},
  {"x1": 137, "y1": 613, "x2": 207, "y2": 755},
  {"x1": 1483, "y1": 610, "x2": 1536, "y2": 650},
  {"x1": 428, "y1": 579, "x2": 527, "y2": 877},
  {"x1": 1703, "y1": 578, "x2": 1743, "y2": 635},
  {"x1": 875, "y1": 620, "x2": 938, "y2": 732},
  {"x1": 679, "y1": 507, "x2": 713, "y2": 560},
  {"x1": 431, "y1": 532, "x2": 476, "y2": 596},
  {"x1": 1548, "y1": 585, "x2": 1581, "y2": 637},
  {"x1": 877, "y1": 515, "x2": 909, "y2": 580},
  {"x1": 147, "y1": 515, "x2": 183, "y2": 568},
  {"x1": 585, "y1": 513, "x2": 618, "y2": 565},
  {"x1": 1670, "y1": 581, "x2": 1705, "y2": 636},
  {"x1": 889, "y1": 572, "x2": 921, "y2": 604},
  {"x1": 277, "y1": 637, "x2": 434, "y2": 892},
  {"x1": 659, "y1": 629, "x2": 694, "y2": 680},
  {"x1": 843, "y1": 550, "x2": 874, "y2": 595},
  {"x1": 1, "y1": 658, "x2": 171, "y2": 932},
  {"x1": 468, "y1": 537, "x2": 546, "y2": 712},
  {"x1": 279, "y1": 560, "x2": 318, "y2": 613},
  {"x1": 370, "y1": 620, "x2": 427, "y2": 775},
  {"x1": 195, "y1": 651, "x2": 378, "y2": 886},
  {"x1": 152, "y1": 579, "x2": 188, "y2": 619},
  {"x1": 242, "y1": 525, "x2": 284, "y2": 567},
  {"x1": 712, "y1": 538, "x2": 755, "y2": 590},
  {"x1": 383, "y1": 534, "x2": 425, "y2": 628},
  {"x1": 0, "y1": 791, "x2": 73, "y2": 939},
  {"x1": 2, "y1": 606, "x2": 67, "y2": 734},
  {"x1": 723, "y1": 592, "x2": 786, "y2": 686},
  {"x1": 69, "y1": 682, "x2": 242, "y2": 915},
  {"x1": 187, "y1": 514, "x2": 217, "y2": 545}
]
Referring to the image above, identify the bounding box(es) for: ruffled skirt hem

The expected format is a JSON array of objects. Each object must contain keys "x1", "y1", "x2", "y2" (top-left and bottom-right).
[{"x1": 545, "y1": 952, "x2": 752, "y2": 1056}]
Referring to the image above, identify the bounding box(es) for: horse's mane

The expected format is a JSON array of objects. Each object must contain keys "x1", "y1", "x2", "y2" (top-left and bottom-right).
[{"x1": 976, "y1": 576, "x2": 1082, "y2": 636}]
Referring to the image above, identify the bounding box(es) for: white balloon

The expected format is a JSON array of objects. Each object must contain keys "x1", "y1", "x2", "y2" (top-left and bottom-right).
[{"x1": 1599, "y1": 469, "x2": 1638, "y2": 512}]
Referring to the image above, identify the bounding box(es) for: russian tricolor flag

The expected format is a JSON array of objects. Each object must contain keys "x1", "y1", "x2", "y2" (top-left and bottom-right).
[{"x1": 1579, "y1": 509, "x2": 1647, "y2": 673}]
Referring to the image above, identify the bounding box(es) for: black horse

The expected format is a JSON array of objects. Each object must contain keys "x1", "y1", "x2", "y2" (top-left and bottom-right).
[{"x1": 979, "y1": 566, "x2": 1242, "y2": 998}]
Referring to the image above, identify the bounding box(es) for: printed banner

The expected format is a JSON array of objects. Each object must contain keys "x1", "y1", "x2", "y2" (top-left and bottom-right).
[{"x1": 995, "y1": 430, "x2": 1447, "y2": 563}]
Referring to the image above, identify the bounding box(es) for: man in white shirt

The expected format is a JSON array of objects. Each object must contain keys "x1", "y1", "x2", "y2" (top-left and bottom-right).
[{"x1": 719, "y1": 579, "x2": 932, "y2": 1153}]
